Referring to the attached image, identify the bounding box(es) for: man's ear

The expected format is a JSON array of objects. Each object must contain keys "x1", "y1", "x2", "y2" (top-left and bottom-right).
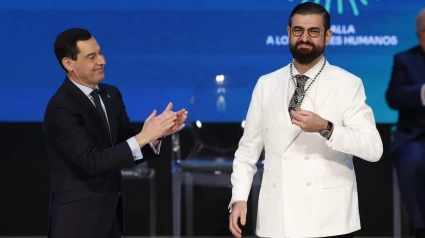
[
  {"x1": 325, "y1": 29, "x2": 333, "y2": 46},
  {"x1": 62, "y1": 57, "x2": 73, "y2": 72}
]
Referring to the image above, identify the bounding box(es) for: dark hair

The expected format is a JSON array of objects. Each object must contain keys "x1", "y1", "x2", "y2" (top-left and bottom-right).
[
  {"x1": 54, "y1": 28, "x2": 92, "y2": 72},
  {"x1": 288, "y1": 2, "x2": 330, "y2": 30}
]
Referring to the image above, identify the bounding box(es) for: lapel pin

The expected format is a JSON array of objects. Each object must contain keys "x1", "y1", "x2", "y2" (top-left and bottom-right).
[{"x1": 107, "y1": 94, "x2": 110, "y2": 98}]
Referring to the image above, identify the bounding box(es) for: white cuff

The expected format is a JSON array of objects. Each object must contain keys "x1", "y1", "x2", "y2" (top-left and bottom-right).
[
  {"x1": 149, "y1": 140, "x2": 162, "y2": 154},
  {"x1": 127, "y1": 137, "x2": 143, "y2": 161},
  {"x1": 325, "y1": 124, "x2": 352, "y2": 154}
]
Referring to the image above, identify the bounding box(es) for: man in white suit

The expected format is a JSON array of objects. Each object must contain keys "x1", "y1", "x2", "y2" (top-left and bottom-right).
[{"x1": 228, "y1": 2, "x2": 383, "y2": 238}]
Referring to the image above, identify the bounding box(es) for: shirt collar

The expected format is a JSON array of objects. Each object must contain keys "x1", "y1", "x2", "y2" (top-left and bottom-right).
[
  {"x1": 291, "y1": 56, "x2": 326, "y2": 80},
  {"x1": 68, "y1": 77, "x2": 99, "y2": 97}
]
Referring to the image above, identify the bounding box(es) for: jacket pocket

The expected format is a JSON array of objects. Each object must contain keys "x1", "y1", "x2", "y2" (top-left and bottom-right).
[
  {"x1": 321, "y1": 178, "x2": 353, "y2": 189},
  {"x1": 59, "y1": 187, "x2": 98, "y2": 204}
]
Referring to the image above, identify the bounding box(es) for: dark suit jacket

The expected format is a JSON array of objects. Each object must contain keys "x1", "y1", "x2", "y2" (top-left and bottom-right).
[
  {"x1": 43, "y1": 77, "x2": 158, "y2": 238},
  {"x1": 386, "y1": 45, "x2": 425, "y2": 153}
]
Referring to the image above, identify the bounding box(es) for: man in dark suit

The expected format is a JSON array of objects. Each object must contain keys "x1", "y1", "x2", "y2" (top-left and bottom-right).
[
  {"x1": 386, "y1": 8, "x2": 425, "y2": 238},
  {"x1": 43, "y1": 28, "x2": 188, "y2": 238}
]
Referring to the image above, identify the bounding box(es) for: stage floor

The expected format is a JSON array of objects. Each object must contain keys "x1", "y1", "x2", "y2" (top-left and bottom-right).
[{"x1": 0, "y1": 236, "x2": 404, "y2": 238}]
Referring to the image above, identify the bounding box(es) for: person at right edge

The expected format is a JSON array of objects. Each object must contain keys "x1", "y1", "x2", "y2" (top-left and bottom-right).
[
  {"x1": 228, "y1": 2, "x2": 383, "y2": 238},
  {"x1": 386, "y1": 8, "x2": 425, "y2": 238}
]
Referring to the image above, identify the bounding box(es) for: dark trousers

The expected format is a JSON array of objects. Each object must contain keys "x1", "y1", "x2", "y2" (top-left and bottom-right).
[
  {"x1": 323, "y1": 233, "x2": 354, "y2": 238},
  {"x1": 108, "y1": 213, "x2": 122, "y2": 238},
  {"x1": 394, "y1": 140, "x2": 425, "y2": 229},
  {"x1": 108, "y1": 196, "x2": 123, "y2": 238},
  {"x1": 261, "y1": 233, "x2": 354, "y2": 238}
]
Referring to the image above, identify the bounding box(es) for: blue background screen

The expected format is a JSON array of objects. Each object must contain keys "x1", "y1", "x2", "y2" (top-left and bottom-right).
[{"x1": 0, "y1": 0, "x2": 422, "y2": 122}]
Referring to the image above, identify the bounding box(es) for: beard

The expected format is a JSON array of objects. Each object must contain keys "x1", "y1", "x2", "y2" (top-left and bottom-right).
[{"x1": 289, "y1": 40, "x2": 325, "y2": 65}]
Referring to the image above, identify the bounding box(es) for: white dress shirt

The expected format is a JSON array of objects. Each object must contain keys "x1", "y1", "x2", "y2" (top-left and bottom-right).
[{"x1": 69, "y1": 78, "x2": 161, "y2": 161}]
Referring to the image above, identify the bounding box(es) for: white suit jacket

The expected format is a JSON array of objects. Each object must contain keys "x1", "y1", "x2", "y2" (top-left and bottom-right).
[{"x1": 229, "y1": 60, "x2": 383, "y2": 238}]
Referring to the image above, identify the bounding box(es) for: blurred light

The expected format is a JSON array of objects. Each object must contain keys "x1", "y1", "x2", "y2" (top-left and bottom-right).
[
  {"x1": 217, "y1": 87, "x2": 226, "y2": 94},
  {"x1": 216, "y1": 95, "x2": 226, "y2": 111},
  {"x1": 216, "y1": 74, "x2": 225, "y2": 84},
  {"x1": 177, "y1": 159, "x2": 181, "y2": 163},
  {"x1": 172, "y1": 145, "x2": 180, "y2": 152},
  {"x1": 196, "y1": 120, "x2": 202, "y2": 128},
  {"x1": 214, "y1": 171, "x2": 222, "y2": 175},
  {"x1": 241, "y1": 120, "x2": 246, "y2": 128}
]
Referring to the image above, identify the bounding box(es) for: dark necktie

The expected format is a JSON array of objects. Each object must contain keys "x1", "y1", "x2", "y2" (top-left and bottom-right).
[
  {"x1": 91, "y1": 89, "x2": 110, "y2": 134},
  {"x1": 288, "y1": 74, "x2": 309, "y2": 113}
]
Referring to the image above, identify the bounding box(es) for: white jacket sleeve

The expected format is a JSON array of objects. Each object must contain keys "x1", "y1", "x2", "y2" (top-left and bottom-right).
[
  {"x1": 229, "y1": 77, "x2": 265, "y2": 210},
  {"x1": 326, "y1": 77, "x2": 383, "y2": 162}
]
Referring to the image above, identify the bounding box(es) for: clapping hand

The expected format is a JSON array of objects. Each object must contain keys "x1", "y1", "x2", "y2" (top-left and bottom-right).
[{"x1": 135, "y1": 102, "x2": 188, "y2": 147}]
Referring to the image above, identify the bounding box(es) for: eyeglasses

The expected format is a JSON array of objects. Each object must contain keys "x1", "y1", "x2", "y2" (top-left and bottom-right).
[{"x1": 291, "y1": 26, "x2": 325, "y2": 38}]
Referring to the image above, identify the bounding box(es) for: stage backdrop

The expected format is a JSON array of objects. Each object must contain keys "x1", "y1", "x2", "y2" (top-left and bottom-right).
[{"x1": 0, "y1": 0, "x2": 422, "y2": 122}]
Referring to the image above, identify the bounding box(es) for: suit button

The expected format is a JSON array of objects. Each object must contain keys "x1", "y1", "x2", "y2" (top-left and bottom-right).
[
  {"x1": 306, "y1": 182, "x2": 311, "y2": 186},
  {"x1": 304, "y1": 155, "x2": 309, "y2": 160}
]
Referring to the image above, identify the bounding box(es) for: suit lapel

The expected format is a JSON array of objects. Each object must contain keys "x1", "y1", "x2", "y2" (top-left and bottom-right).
[
  {"x1": 301, "y1": 61, "x2": 334, "y2": 114},
  {"x1": 271, "y1": 67, "x2": 295, "y2": 143},
  {"x1": 412, "y1": 47, "x2": 425, "y2": 81},
  {"x1": 62, "y1": 78, "x2": 112, "y2": 147}
]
